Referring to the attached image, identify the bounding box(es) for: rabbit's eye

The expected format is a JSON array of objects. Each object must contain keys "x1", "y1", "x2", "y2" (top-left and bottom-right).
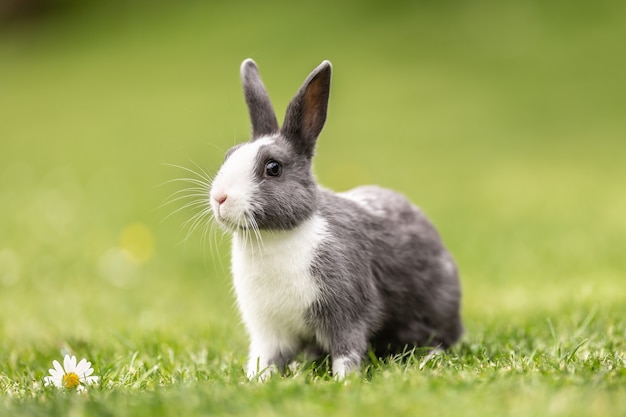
[{"x1": 265, "y1": 160, "x2": 282, "y2": 177}]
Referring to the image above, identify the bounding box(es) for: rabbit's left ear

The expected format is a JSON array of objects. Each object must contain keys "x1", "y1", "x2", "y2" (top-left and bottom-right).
[
  {"x1": 282, "y1": 61, "x2": 332, "y2": 157},
  {"x1": 241, "y1": 59, "x2": 279, "y2": 139}
]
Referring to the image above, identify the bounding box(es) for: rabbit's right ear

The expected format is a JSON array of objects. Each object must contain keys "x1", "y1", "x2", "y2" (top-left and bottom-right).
[
  {"x1": 241, "y1": 59, "x2": 279, "y2": 139},
  {"x1": 281, "y1": 61, "x2": 332, "y2": 158}
]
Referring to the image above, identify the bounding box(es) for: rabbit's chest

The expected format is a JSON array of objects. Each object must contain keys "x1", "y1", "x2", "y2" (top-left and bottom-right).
[{"x1": 231, "y1": 215, "x2": 328, "y2": 335}]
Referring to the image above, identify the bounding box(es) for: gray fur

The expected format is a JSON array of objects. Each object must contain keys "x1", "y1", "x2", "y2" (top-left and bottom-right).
[
  {"x1": 241, "y1": 59, "x2": 279, "y2": 138},
  {"x1": 310, "y1": 187, "x2": 463, "y2": 359},
  {"x1": 249, "y1": 137, "x2": 319, "y2": 229},
  {"x1": 217, "y1": 59, "x2": 462, "y2": 377}
]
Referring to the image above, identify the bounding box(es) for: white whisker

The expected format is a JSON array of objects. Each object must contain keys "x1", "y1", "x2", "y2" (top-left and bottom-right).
[
  {"x1": 161, "y1": 187, "x2": 208, "y2": 201},
  {"x1": 248, "y1": 215, "x2": 264, "y2": 255},
  {"x1": 160, "y1": 163, "x2": 223, "y2": 263},
  {"x1": 162, "y1": 199, "x2": 210, "y2": 224},
  {"x1": 163, "y1": 163, "x2": 213, "y2": 184},
  {"x1": 189, "y1": 159, "x2": 215, "y2": 183},
  {"x1": 183, "y1": 208, "x2": 213, "y2": 242},
  {"x1": 156, "y1": 185, "x2": 208, "y2": 215},
  {"x1": 158, "y1": 192, "x2": 209, "y2": 211},
  {"x1": 161, "y1": 177, "x2": 211, "y2": 189}
]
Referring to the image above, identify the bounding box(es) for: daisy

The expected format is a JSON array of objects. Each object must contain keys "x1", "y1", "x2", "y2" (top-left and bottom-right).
[{"x1": 44, "y1": 355, "x2": 99, "y2": 391}]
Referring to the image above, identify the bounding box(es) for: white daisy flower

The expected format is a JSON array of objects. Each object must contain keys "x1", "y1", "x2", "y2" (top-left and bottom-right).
[{"x1": 44, "y1": 355, "x2": 99, "y2": 391}]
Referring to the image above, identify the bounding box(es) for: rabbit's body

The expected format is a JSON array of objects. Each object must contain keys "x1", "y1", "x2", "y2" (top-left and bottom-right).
[{"x1": 209, "y1": 59, "x2": 463, "y2": 379}]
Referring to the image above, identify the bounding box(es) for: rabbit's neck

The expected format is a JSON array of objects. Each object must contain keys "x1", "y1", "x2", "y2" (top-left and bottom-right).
[{"x1": 232, "y1": 213, "x2": 328, "y2": 261}]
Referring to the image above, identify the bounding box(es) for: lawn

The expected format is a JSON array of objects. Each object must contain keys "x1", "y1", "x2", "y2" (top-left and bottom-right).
[{"x1": 1, "y1": 0, "x2": 625, "y2": 416}]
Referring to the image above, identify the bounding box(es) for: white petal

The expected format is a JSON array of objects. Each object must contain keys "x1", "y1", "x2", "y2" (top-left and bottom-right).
[
  {"x1": 82, "y1": 367, "x2": 94, "y2": 377},
  {"x1": 44, "y1": 375, "x2": 62, "y2": 388},
  {"x1": 75, "y1": 359, "x2": 88, "y2": 375},
  {"x1": 84, "y1": 375, "x2": 99, "y2": 385},
  {"x1": 76, "y1": 384, "x2": 86, "y2": 392},
  {"x1": 53, "y1": 360, "x2": 65, "y2": 375},
  {"x1": 63, "y1": 355, "x2": 72, "y2": 372},
  {"x1": 69, "y1": 355, "x2": 77, "y2": 372}
]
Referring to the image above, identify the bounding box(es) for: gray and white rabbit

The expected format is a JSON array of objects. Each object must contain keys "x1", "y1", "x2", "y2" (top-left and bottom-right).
[{"x1": 209, "y1": 59, "x2": 463, "y2": 380}]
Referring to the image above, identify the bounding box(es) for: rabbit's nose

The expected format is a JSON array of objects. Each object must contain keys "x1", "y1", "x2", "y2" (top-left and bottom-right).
[{"x1": 214, "y1": 193, "x2": 228, "y2": 205}]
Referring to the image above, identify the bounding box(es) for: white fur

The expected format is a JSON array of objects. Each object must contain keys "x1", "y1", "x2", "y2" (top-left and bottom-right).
[
  {"x1": 210, "y1": 136, "x2": 275, "y2": 229},
  {"x1": 231, "y1": 213, "x2": 329, "y2": 378},
  {"x1": 331, "y1": 353, "x2": 360, "y2": 380},
  {"x1": 419, "y1": 347, "x2": 443, "y2": 370},
  {"x1": 338, "y1": 190, "x2": 386, "y2": 217}
]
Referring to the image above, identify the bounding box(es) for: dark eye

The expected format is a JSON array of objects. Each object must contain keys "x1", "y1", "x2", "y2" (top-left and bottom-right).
[{"x1": 265, "y1": 160, "x2": 282, "y2": 177}]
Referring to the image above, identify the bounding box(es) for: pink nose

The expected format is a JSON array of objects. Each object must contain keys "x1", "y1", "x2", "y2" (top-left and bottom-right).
[{"x1": 214, "y1": 194, "x2": 227, "y2": 205}]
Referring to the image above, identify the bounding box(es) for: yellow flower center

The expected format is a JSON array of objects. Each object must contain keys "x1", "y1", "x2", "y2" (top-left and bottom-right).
[{"x1": 62, "y1": 372, "x2": 80, "y2": 389}]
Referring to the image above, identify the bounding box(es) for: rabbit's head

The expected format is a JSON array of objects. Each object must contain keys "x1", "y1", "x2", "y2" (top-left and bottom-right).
[{"x1": 210, "y1": 59, "x2": 332, "y2": 231}]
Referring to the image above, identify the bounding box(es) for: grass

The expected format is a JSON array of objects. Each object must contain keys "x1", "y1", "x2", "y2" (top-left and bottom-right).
[
  {"x1": 1, "y1": 311, "x2": 624, "y2": 416},
  {"x1": 1, "y1": 0, "x2": 625, "y2": 415}
]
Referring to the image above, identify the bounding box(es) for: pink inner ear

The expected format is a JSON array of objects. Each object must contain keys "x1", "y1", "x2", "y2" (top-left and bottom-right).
[{"x1": 302, "y1": 78, "x2": 327, "y2": 136}]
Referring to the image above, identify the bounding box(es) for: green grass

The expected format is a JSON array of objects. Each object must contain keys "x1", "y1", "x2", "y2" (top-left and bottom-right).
[
  {"x1": 1, "y1": 0, "x2": 625, "y2": 415},
  {"x1": 1, "y1": 312, "x2": 624, "y2": 416}
]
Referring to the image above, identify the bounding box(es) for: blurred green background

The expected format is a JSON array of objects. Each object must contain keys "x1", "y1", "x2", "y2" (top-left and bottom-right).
[{"x1": 1, "y1": 0, "x2": 625, "y2": 369}]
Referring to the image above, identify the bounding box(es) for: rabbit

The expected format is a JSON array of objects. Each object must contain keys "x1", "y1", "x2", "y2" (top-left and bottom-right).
[{"x1": 208, "y1": 58, "x2": 463, "y2": 380}]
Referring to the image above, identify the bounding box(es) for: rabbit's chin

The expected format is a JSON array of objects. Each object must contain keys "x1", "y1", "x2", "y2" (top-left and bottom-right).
[{"x1": 215, "y1": 216, "x2": 253, "y2": 233}]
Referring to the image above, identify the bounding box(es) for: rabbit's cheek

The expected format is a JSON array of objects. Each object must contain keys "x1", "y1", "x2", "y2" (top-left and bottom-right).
[
  {"x1": 210, "y1": 138, "x2": 277, "y2": 227},
  {"x1": 212, "y1": 137, "x2": 275, "y2": 188}
]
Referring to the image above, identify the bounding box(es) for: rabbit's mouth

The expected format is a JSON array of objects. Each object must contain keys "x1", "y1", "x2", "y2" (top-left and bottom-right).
[{"x1": 214, "y1": 210, "x2": 257, "y2": 232}]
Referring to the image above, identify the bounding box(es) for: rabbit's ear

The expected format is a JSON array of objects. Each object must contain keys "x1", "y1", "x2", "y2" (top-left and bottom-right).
[
  {"x1": 241, "y1": 59, "x2": 279, "y2": 139},
  {"x1": 282, "y1": 61, "x2": 332, "y2": 157}
]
